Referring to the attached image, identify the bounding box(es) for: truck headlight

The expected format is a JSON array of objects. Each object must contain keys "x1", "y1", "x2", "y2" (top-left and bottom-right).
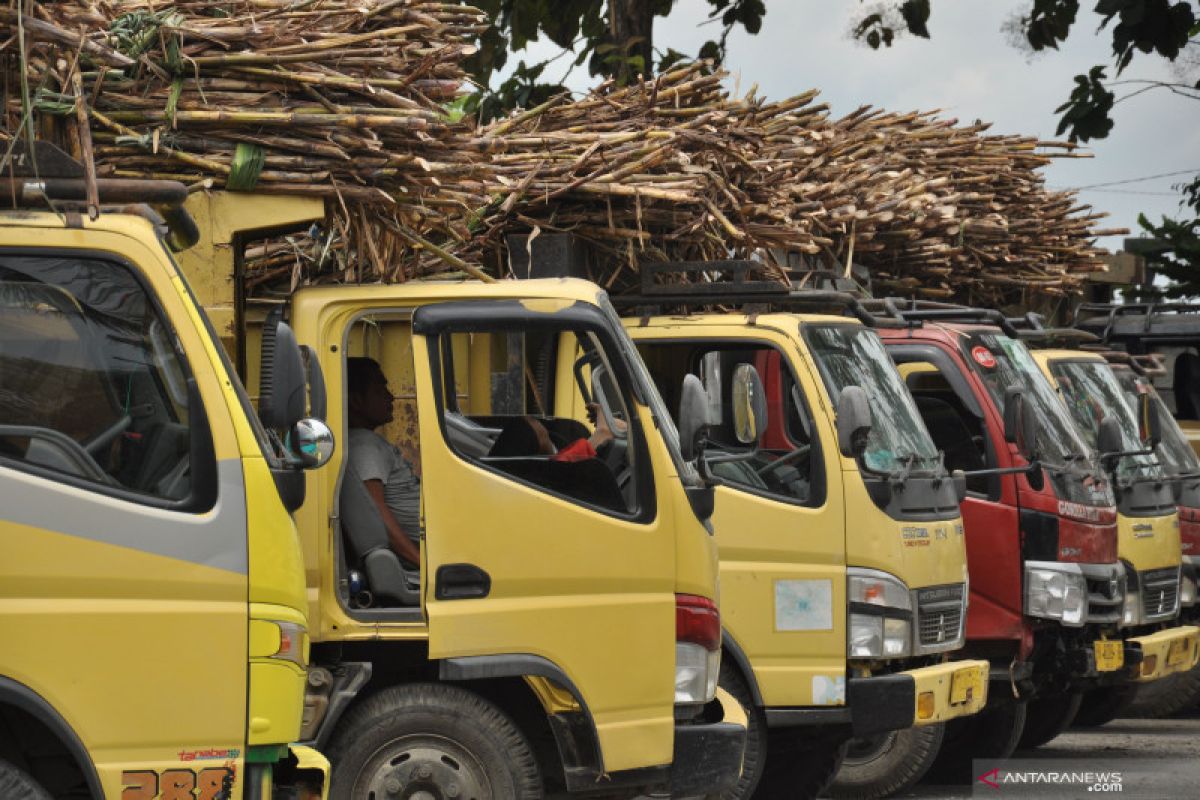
[
  {"x1": 1122, "y1": 562, "x2": 1140, "y2": 627},
  {"x1": 675, "y1": 594, "x2": 721, "y2": 703},
  {"x1": 1024, "y1": 561, "x2": 1087, "y2": 626},
  {"x1": 848, "y1": 568, "x2": 912, "y2": 658},
  {"x1": 1182, "y1": 566, "x2": 1198, "y2": 608}
]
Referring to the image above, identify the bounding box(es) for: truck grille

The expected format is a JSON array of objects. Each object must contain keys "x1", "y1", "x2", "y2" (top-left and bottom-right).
[
  {"x1": 1080, "y1": 563, "x2": 1125, "y2": 624},
  {"x1": 1141, "y1": 567, "x2": 1181, "y2": 622},
  {"x1": 915, "y1": 584, "x2": 965, "y2": 653}
]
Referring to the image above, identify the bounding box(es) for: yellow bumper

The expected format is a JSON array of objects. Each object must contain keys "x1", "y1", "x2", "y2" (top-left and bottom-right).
[
  {"x1": 715, "y1": 685, "x2": 749, "y2": 731},
  {"x1": 905, "y1": 659, "x2": 989, "y2": 726},
  {"x1": 846, "y1": 659, "x2": 989, "y2": 736},
  {"x1": 288, "y1": 744, "x2": 330, "y2": 800},
  {"x1": 1129, "y1": 625, "x2": 1200, "y2": 682}
]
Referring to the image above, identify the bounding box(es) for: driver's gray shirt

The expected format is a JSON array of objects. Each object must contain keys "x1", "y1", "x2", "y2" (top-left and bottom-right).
[{"x1": 348, "y1": 428, "x2": 421, "y2": 545}]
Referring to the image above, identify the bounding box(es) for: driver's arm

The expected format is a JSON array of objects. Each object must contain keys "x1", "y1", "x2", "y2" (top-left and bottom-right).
[{"x1": 363, "y1": 479, "x2": 422, "y2": 566}]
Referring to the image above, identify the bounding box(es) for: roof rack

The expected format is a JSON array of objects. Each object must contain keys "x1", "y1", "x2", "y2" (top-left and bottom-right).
[
  {"x1": 609, "y1": 260, "x2": 888, "y2": 326},
  {"x1": 1002, "y1": 311, "x2": 1100, "y2": 348},
  {"x1": 1, "y1": 140, "x2": 198, "y2": 250},
  {"x1": 1072, "y1": 301, "x2": 1200, "y2": 345},
  {"x1": 854, "y1": 297, "x2": 1022, "y2": 337}
]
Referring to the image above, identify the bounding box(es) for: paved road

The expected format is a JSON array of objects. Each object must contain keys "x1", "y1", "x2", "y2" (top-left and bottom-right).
[{"x1": 882, "y1": 711, "x2": 1200, "y2": 799}]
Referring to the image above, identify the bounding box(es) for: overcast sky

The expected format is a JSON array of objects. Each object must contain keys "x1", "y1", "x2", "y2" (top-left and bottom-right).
[{"x1": 497, "y1": 0, "x2": 1200, "y2": 253}]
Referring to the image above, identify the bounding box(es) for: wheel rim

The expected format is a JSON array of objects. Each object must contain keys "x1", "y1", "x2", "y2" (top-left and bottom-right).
[
  {"x1": 354, "y1": 734, "x2": 492, "y2": 800},
  {"x1": 841, "y1": 731, "x2": 898, "y2": 766}
]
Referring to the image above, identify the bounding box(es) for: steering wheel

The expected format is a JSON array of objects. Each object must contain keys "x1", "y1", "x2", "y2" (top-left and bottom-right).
[
  {"x1": 85, "y1": 414, "x2": 132, "y2": 457},
  {"x1": 755, "y1": 445, "x2": 811, "y2": 478}
]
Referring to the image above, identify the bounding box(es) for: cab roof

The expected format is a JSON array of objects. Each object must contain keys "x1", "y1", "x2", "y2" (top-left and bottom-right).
[{"x1": 620, "y1": 311, "x2": 861, "y2": 329}]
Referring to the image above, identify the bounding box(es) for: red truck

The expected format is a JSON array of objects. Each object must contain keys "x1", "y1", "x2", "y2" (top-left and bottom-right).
[{"x1": 866, "y1": 301, "x2": 1126, "y2": 780}]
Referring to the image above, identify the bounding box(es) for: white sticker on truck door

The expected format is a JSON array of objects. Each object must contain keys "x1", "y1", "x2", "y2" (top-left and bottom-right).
[{"x1": 775, "y1": 579, "x2": 833, "y2": 631}]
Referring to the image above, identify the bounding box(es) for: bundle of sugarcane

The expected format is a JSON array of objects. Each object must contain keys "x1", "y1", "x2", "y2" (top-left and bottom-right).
[
  {"x1": 465, "y1": 65, "x2": 1121, "y2": 304},
  {"x1": 455, "y1": 63, "x2": 838, "y2": 288},
  {"x1": 777, "y1": 107, "x2": 1123, "y2": 304},
  {"x1": 1, "y1": 0, "x2": 489, "y2": 282}
]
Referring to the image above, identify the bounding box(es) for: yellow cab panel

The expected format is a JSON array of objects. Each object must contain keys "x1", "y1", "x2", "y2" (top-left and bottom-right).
[{"x1": 0, "y1": 208, "x2": 321, "y2": 798}]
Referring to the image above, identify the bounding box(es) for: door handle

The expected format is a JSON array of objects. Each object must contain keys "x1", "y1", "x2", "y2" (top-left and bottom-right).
[{"x1": 435, "y1": 563, "x2": 492, "y2": 600}]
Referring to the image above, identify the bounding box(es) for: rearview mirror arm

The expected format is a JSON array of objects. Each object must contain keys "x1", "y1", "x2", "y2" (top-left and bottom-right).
[{"x1": 959, "y1": 460, "x2": 1042, "y2": 479}]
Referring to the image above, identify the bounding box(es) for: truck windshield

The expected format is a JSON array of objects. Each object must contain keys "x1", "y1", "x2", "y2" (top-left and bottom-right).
[
  {"x1": 598, "y1": 294, "x2": 701, "y2": 487},
  {"x1": 1047, "y1": 359, "x2": 1165, "y2": 485},
  {"x1": 804, "y1": 324, "x2": 942, "y2": 475},
  {"x1": 965, "y1": 334, "x2": 1093, "y2": 466},
  {"x1": 1113, "y1": 369, "x2": 1200, "y2": 478}
]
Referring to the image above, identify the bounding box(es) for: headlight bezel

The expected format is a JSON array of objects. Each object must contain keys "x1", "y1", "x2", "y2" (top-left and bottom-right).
[
  {"x1": 1024, "y1": 560, "x2": 1088, "y2": 627},
  {"x1": 847, "y1": 568, "x2": 913, "y2": 659}
]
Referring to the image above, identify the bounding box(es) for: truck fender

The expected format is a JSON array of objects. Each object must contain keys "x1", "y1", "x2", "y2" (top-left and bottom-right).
[
  {"x1": 722, "y1": 630, "x2": 764, "y2": 708},
  {"x1": 0, "y1": 676, "x2": 101, "y2": 799},
  {"x1": 438, "y1": 654, "x2": 604, "y2": 774}
]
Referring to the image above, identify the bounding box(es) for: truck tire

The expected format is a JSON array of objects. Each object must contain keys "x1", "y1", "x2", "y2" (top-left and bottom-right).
[
  {"x1": 826, "y1": 723, "x2": 944, "y2": 799},
  {"x1": 758, "y1": 725, "x2": 848, "y2": 800},
  {"x1": 1016, "y1": 691, "x2": 1082, "y2": 750},
  {"x1": 1127, "y1": 666, "x2": 1200, "y2": 718},
  {"x1": 1071, "y1": 685, "x2": 1137, "y2": 728},
  {"x1": 0, "y1": 758, "x2": 52, "y2": 800},
  {"x1": 716, "y1": 660, "x2": 766, "y2": 800},
  {"x1": 921, "y1": 701, "x2": 1026, "y2": 785},
  {"x1": 325, "y1": 683, "x2": 542, "y2": 800}
]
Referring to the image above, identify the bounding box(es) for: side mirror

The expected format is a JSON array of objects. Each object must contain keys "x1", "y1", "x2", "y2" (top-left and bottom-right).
[
  {"x1": 290, "y1": 418, "x2": 335, "y2": 469},
  {"x1": 1137, "y1": 393, "x2": 1161, "y2": 450},
  {"x1": 951, "y1": 469, "x2": 967, "y2": 503},
  {"x1": 1003, "y1": 388, "x2": 1038, "y2": 461},
  {"x1": 731, "y1": 364, "x2": 768, "y2": 445},
  {"x1": 836, "y1": 385, "x2": 873, "y2": 459},
  {"x1": 678, "y1": 374, "x2": 710, "y2": 462},
  {"x1": 259, "y1": 315, "x2": 307, "y2": 430},
  {"x1": 1097, "y1": 415, "x2": 1123, "y2": 459}
]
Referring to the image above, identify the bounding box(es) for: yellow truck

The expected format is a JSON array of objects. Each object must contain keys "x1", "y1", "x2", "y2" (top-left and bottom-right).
[
  {"x1": 175, "y1": 194, "x2": 747, "y2": 798},
  {"x1": 0, "y1": 144, "x2": 330, "y2": 797},
  {"x1": 614, "y1": 271, "x2": 987, "y2": 800},
  {"x1": 1024, "y1": 340, "x2": 1200, "y2": 724}
]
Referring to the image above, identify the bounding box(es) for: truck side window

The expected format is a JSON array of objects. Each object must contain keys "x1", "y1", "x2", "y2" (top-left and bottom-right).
[
  {"x1": 902, "y1": 366, "x2": 992, "y2": 497},
  {"x1": 434, "y1": 325, "x2": 642, "y2": 517},
  {"x1": 637, "y1": 341, "x2": 823, "y2": 507},
  {"x1": 0, "y1": 255, "x2": 206, "y2": 505}
]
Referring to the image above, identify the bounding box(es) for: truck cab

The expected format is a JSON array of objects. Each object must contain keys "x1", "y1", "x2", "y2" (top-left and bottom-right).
[
  {"x1": 1024, "y1": 344, "x2": 1200, "y2": 721},
  {"x1": 1105, "y1": 354, "x2": 1200, "y2": 622},
  {"x1": 617, "y1": 276, "x2": 987, "y2": 800},
  {"x1": 872, "y1": 301, "x2": 1125, "y2": 777},
  {"x1": 172, "y1": 199, "x2": 746, "y2": 799},
  {"x1": 0, "y1": 147, "x2": 329, "y2": 798}
]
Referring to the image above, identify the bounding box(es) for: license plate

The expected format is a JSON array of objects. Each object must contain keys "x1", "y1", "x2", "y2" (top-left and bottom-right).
[
  {"x1": 950, "y1": 666, "x2": 982, "y2": 705},
  {"x1": 1167, "y1": 638, "x2": 1190, "y2": 667},
  {"x1": 1094, "y1": 639, "x2": 1124, "y2": 672}
]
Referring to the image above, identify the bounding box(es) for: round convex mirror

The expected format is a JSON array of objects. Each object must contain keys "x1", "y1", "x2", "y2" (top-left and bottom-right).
[{"x1": 292, "y1": 417, "x2": 335, "y2": 468}]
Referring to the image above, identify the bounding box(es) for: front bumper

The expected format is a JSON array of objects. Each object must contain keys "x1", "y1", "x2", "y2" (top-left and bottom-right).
[
  {"x1": 669, "y1": 687, "x2": 747, "y2": 797},
  {"x1": 1127, "y1": 625, "x2": 1200, "y2": 682},
  {"x1": 847, "y1": 659, "x2": 989, "y2": 737}
]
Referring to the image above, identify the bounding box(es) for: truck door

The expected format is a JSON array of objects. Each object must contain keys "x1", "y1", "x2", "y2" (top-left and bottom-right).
[
  {"x1": 890, "y1": 345, "x2": 1025, "y2": 639},
  {"x1": 410, "y1": 299, "x2": 678, "y2": 772},
  {"x1": 635, "y1": 331, "x2": 847, "y2": 707},
  {"x1": 0, "y1": 244, "x2": 248, "y2": 795}
]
